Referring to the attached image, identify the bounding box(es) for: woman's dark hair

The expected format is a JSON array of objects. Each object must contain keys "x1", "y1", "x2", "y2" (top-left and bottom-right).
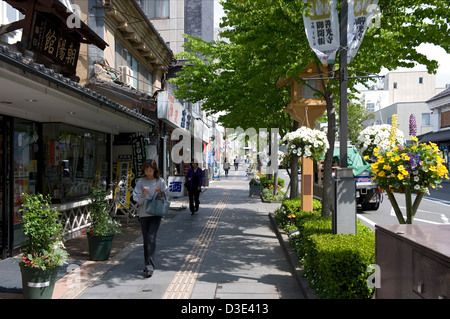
[{"x1": 140, "y1": 159, "x2": 160, "y2": 178}]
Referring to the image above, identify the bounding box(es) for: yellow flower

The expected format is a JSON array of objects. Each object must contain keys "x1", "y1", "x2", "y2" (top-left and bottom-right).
[
  {"x1": 411, "y1": 136, "x2": 418, "y2": 142},
  {"x1": 397, "y1": 173, "x2": 404, "y2": 180},
  {"x1": 389, "y1": 114, "x2": 398, "y2": 145},
  {"x1": 383, "y1": 164, "x2": 391, "y2": 170},
  {"x1": 378, "y1": 171, "x2": 386, "y2": 177},
  {"x1": 373, "y1": 147, "x2": 380, "y2": 157},
  {"x1": 386, "y1": 151, "x2": 393, "y2": 157}
]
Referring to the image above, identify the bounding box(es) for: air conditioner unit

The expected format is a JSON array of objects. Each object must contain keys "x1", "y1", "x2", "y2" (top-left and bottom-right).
[{"x1": 119, "y1": 66, "x2": 133, "y2": 86}]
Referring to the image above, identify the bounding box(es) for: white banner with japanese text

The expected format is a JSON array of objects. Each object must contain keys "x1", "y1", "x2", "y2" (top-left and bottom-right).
[
  {"x1": 347, "y1": 0, "x2": 379, "y2": 63},
  {"x1": 302, "y1": 0, "x2": 340, "y2": 65}
]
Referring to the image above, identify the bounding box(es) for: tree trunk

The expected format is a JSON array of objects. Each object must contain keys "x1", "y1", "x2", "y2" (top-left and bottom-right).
[{"x1": 289, "y1": 121, "x2": 299, "y2": 199}]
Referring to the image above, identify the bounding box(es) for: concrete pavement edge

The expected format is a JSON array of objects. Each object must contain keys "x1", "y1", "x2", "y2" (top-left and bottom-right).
[{"x1": 268, "y1": 212, "x2": 316, "y2": 299}]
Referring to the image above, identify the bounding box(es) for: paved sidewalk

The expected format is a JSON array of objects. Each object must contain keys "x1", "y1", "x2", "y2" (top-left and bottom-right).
[{"x1": 1, "y1": 168, "x2": 314, "y2": 300}]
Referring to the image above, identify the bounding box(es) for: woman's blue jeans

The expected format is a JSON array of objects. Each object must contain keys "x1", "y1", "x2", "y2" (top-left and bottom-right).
[{"x1": 139, "y1": 216, "x2": 162, "y2": 271}]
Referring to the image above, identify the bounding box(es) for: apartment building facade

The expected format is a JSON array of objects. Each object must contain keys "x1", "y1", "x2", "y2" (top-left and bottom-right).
[
  {"x1": 140, "y1": 0, "x2": 222, "y2": 179},
  {"x1": 360, "y1": 71, "x2": 446, "y2": 142}
]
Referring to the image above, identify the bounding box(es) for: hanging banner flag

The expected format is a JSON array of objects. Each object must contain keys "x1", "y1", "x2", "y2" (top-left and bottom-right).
[
  {"x1": 131, "y1": 133, "x2": 147, "y2": 176},
  {"x1": 302, "y1": 0, "x2": 340, "y2": 65},
  {"x1": 347, "y1": 0, "x2": 379, "y2": 63}
]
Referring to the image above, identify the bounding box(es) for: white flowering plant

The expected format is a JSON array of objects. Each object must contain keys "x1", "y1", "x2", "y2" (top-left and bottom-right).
[
  {"x1": 282, "y1": 126, "x2": 329, "y2": 161},
  {"x1": 356, "y1": 124, "x2": 405, "y2": 159}
]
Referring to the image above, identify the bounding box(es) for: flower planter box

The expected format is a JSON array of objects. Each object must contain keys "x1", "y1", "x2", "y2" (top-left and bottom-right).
[{"x1": 249, "y1": 185, "x2": 261, "y2": 197}]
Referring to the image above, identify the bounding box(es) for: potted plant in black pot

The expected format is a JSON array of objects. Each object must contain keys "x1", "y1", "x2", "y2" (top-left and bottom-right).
[
  {"x1": 18, "y1": 193, "x2": 68, "y2": 299},
  {"x1": 84, "y1": 187, "x2": 121, "y2": 261}
]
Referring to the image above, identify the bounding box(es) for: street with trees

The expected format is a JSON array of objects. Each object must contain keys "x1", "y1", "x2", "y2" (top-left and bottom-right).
[{"x1": 170, "y1": 0, "x2": 450, "y2": 217}]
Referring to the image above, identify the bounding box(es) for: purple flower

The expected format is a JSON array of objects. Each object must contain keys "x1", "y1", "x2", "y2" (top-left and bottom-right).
[{"x1": 409, "y1": 114, "x2": 417, "y2": 137}]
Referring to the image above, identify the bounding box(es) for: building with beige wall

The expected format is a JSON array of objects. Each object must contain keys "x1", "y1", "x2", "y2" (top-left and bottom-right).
[{"x1": 360, "y1": 70, "x2": 447, "y2": 142}]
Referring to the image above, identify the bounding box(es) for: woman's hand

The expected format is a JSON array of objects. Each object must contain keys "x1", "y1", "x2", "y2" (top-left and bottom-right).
[{"x1": 155, "y1": 186, "x2": 162, "y2": 194}]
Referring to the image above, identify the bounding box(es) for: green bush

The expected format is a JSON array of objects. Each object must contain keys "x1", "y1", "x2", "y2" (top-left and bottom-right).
[
  {"x1": 278, "y1": 199, "x2": 375, "y2": 299},
  {"x1": 261, "y1": 188, "x2": 287, "y2": 201},
  {"x1": 275, "y1": 198, "x2": 322, "y2": 229},
  {"x1": 259, "y1": 175, "x2": 285, "y2": 189}
]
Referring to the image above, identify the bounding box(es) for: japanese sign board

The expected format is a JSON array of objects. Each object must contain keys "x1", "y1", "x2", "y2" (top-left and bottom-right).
[
  {"x1": 131, "y1": 134, "x2": 147, "y2": 177},
  {"x1": 157, "y1": 91, "x2": 191, "y2": 131},
  {"x1": 168, "y1": 175, "x2": 185, "y2": 197},
  {"x1": 29, "y1": 11, "x2": 81, "y2": 75},
  {"x1": 347, "y1": 0, "x2": 379, "y2": 63},
  {"x1": 114, "y1": 161, "x2": 133, "y2": 208},
  {"x1": 302, "y1": 0, "x2": 340, "y2": 65},
  {"x1": 303, "y1": 0, "x2": 379, "y2": 65}
]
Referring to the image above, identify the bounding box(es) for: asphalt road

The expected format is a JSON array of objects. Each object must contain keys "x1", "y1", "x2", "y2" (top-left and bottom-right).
[
  {"x1": 358, "y1": 182, "x2": 450, "y2": 230},
  {"x1": 273, "y1": 168, "x2": 450, "y2": 230}
]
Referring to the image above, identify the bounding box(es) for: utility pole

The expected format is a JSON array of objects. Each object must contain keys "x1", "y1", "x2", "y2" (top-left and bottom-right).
[
  {"x1": 339, "y1": 0, "x2": 348, "y2": 166},
  {"x1": 334, "y1": 0, "x2": 356, "y2": 235}
]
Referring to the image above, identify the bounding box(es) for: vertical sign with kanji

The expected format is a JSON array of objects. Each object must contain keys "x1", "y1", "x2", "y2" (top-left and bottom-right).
[
  {"x1": 131, "y1": 134, "x2": 147, "y2": 177},
  {"x1": 302, "y1": 0, "x2": 340, "y2": 65},
  {"x1": 115, "y1": 161, "x2": 132, "y2": 208},
  {"x1": 347, "y1": 0, "x2": 379, "y2": 63}
]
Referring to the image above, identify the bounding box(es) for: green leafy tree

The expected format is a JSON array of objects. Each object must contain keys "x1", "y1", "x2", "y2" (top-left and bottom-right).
[{"x1": 171, "y1": 0, "x2": 450, "y2": 216}]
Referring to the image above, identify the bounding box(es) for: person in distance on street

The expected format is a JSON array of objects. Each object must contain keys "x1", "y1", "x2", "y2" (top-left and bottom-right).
[{"x1": 185, "y1": 159, "x2": 203, "y2": 215}]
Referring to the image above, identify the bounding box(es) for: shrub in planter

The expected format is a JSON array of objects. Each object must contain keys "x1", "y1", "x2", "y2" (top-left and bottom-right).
[
  {"x1": 275, "y1": 198, "x2": 321, "y2": 229},
  {"x1": 259, "y1": 174, "x2": 285, "y2": 189},
  {"x1": 261, "y1": 187, "x2": 287, "y2": 202},
  {"x1": 84, "y1": 188, "x2": 122, "y2": 260},
  {"x1": 303, "y1": 223, "x2": 375, "y2": 299},
  {"x1": 18, "y1": 193, "x2": 68, "y2": 298},
  {"x1": 279, "y1": 202, "x2": 376, "y2": 299}
]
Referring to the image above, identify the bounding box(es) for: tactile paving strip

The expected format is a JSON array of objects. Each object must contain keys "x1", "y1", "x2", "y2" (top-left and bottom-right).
[{"x1": 162, "y1": 190, "x2": 231, "y2": 299}]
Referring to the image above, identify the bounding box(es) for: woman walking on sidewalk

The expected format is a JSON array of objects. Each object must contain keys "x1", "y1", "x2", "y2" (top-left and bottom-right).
[
  {"x1": 133, "y1": 159, "x2": 169, "y2": 278},
  {"x1": 185, "y1": 160, "x2": 203, "y2": 215}
]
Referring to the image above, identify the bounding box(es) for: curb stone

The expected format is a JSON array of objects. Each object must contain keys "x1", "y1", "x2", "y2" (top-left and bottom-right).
[{"x1": 268, "y1": 212, "x2": 316, "y2": 299}]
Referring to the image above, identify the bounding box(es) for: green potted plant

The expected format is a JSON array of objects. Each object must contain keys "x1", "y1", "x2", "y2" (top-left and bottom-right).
[
  {"x1": 18, "y1": 193, "x2": 68, "y2": 299},
  {"x1": 84, "y1": 187, "x2": 121, "y2": 260}
]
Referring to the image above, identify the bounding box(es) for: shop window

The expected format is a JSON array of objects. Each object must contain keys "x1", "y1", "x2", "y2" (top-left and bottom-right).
[
  {"x1": 42, "y1": 124, "x2": 108, "y2": 202},
  {"x1": 141, "y1": 0, "x2": 170, "y2": 19},
  {"x1": 422, "y1": 113, "x2": 431, "y2": 126},
  {"x1": 13, "y1": 119, "x2": 40, "y2": 246},
  {"x1": 441, "y1": 111, "x2": 450, "y2": 128},
  {"x1": 116, "y1": 40, "x2": 153, "y2": 94}
]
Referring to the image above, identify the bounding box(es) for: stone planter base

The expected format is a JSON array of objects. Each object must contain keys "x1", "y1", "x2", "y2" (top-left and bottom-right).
[{"x1": 249, "y1": 185, "x2": 261, "y2": 197}]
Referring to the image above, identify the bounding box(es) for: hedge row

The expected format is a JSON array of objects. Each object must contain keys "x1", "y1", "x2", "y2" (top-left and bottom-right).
[{"x1": 275, "y1": 198, "x2": 375, "y2": 299}]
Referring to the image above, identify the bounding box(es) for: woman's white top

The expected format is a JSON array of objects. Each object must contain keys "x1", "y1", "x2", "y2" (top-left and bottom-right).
[{"x1": 132, "y1": 177, "x2": 169, "y2": 218}]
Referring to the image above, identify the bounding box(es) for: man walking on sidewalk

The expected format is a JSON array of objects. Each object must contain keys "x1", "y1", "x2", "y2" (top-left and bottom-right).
[{"x1": 185, "y1": 160, "x2": 203, "y2": 215}]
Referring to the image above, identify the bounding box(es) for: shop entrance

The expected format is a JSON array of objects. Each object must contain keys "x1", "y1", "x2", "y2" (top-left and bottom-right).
[
  {"x1": 0, "y1": 116, "x2": 40, "y2": 258},
  {"x1": 0, "y1": 116, "x2": 12, "y2": 258}
]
